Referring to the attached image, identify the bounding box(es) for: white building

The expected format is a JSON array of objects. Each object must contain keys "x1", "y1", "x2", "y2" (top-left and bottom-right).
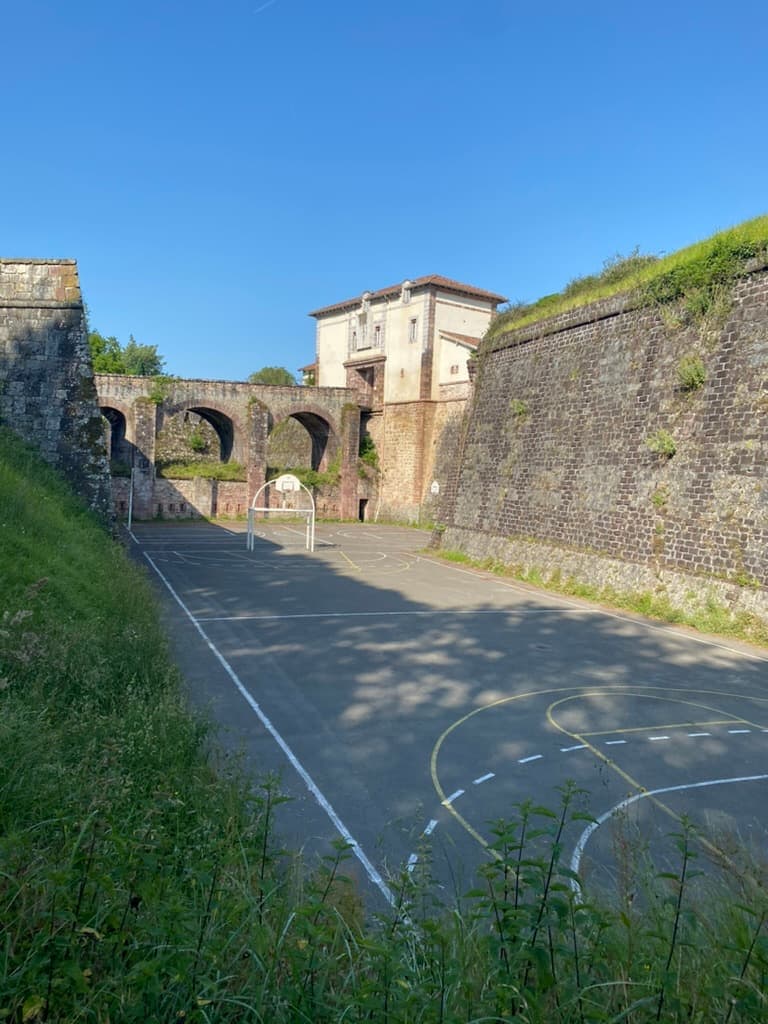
[
  {"x1": 306, "y1": 275, "x2": 507, "y2": 521},
  {"x1": 308, "y1": 275, "x2": 507, "y2": 409}
]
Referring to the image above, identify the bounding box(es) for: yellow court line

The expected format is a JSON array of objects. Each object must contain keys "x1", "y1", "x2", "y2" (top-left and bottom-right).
[
  {"x1": 430, "y1": 684, "x2": 768, "y2": 862},
  {"x1": 337, "y1": 549, "x2": 362, "y2": 572}
]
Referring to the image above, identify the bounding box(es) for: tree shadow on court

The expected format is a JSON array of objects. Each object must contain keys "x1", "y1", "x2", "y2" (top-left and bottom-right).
[{"x1": 144, "y1": 521, "x2": 768, "y2": 894}]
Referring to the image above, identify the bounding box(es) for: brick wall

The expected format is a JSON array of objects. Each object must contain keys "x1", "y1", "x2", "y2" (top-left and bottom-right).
[
  {"x1": 441, "y1": 269, "x2": 768, "y2": 616},
  {"x1": 0, "y1": 259, "x2": 112, "y2": 522}
]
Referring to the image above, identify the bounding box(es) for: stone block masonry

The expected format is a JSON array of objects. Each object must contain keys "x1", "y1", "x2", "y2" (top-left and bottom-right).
[
  {"x1": 441, "y1": 268, "x2": 768, "y2": 618},
  {"x1": 0, "y1": 259, "x2": 112, "y2": 522}
]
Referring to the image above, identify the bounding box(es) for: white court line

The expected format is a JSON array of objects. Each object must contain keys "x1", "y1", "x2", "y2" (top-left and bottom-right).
[
  {"x1": 443, "y1": 789, "x2": 465, "y2": 806},
  {"x1": 649, "y1": 735, "x2": 670, "y2": 742},
  {"x1": 424, "y1": 819, "x2": 438, "y2": 836},
  {"x1": 518, "y1": 754, "x2": 543, "y2": 764},
  {"x1": 197, "y1": 608, "x2": 570, "y2": 623},
  {"x1": 141, "y1": 551, "x2": 398, "y2": 910},
  {"x1": 473, "y1": 772, "x2": 495, "y2": 785},
  {"x1": 561, "y1": 744, "x2": 587, "y2": 752},
  {"x1": 569, "y1": 774, "x2": 768, "y2": 898}
]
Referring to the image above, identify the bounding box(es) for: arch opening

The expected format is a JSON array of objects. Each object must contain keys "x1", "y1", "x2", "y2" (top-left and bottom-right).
[
  {"x1": 267, "y1": 412, "x2": 333, "y2": 477},
  {"x1": 100, "y1": 407, "x2": 134, "y2": 474},
  {"x1": 156, "y1": 406, "x2": 236, "y2": 468}
]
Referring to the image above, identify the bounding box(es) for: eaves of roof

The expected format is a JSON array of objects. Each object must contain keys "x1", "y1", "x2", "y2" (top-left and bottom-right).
[
  {"x1": 309, "y1": 274, "x2": 508, "y2": 317},
  {"x1": 439, "y1": 330, "x2": 481, "y2": 348}
]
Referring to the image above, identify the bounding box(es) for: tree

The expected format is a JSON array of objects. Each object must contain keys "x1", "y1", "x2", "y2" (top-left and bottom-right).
[
  {"x1": 122, "y1": 335, "x2": 164, "y2": 376},
  {"x1": 89, "y1": 331, "x2": 165, "y2": 376},
  {"x1": 248, "y1": 366, "x2": 297, "y2": 386}
]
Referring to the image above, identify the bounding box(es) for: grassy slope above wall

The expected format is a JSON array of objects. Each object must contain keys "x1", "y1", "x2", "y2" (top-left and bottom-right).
[
  {"x1": 4, "y1": 427, "x2": 768, "y2": 1023},
  {"x1": 485, "y1": 214, "x2": 768, "y2": 343}
]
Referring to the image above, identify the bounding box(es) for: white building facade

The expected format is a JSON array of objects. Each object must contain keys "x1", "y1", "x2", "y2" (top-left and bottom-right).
[{"x1": 307, "y1": 275, "x2": 507, "y2": 521}]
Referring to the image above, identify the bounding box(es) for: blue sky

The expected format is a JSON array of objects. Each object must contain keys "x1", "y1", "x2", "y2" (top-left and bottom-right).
[{"x1": 4, "y1": 1, "x2": 766, "y2": 381}]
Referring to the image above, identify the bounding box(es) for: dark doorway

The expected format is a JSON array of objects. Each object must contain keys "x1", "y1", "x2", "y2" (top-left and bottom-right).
[{"x1": 358, "y1": 498, "x2": 368, "y2": 522}]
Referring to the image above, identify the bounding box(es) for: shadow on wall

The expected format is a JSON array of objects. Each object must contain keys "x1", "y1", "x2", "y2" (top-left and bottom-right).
[{"x1": 0, "y1": 319, "x2": 112, "y2": 522}]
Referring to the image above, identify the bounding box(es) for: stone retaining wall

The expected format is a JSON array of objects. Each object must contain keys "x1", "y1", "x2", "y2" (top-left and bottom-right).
[
  {"x1": 0, "y1": 259, "x2": 112, "y2": 522},
  {"x1": 441, "y1": 268, "x2": 768, "y2": 617}
]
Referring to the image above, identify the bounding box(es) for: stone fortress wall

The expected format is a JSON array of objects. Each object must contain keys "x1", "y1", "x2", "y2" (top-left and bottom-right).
[
  {"x1": 439, "y1": 267, "x2": 768, "y2": 617},
  {"x1": 0, "y1": 259, "x2": 112, "y2": 521}
]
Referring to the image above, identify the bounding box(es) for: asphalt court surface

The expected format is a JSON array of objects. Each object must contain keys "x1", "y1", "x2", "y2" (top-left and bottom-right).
[{"x1": 130, "y1": 520, "x2": 768, "y2": 905}]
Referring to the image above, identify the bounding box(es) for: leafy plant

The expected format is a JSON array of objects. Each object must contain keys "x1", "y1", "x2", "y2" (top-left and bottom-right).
[
  {"x1": 651, "y1": 485, "x2": 670, "y2": 509},
  {"x1": 359, "y1": 433, "x2": 379, "y2": 470},
  {"x1": 510, "y1": 398, "x2": 529, "y2": 418},
  {"x1": 677, "y1": 352, "x2": 707, "y2": 391},
  {"x1": 148, "y1": 374, "x2": 176, "y2": 405},
  {"x1": 188, "y1": 428, "x2": 208, "y2": 453},
  {"x1": 646, "y1": 428, "x2": 677, "y2": 458}
]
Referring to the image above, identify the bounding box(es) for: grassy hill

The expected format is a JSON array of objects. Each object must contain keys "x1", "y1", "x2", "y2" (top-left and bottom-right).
[{"x1": 2, "y1": 426, "x2": 767, "y2": 1022}]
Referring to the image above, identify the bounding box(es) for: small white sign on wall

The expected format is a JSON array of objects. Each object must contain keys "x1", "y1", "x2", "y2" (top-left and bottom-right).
[{"x1": 430, "y1": 480, "x2": 440, "y2": 495}]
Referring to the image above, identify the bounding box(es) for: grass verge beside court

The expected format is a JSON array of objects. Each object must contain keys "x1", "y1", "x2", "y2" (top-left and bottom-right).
[
  {"x1": 435, "y1": 548, "x2": 768, "y2": 648},
  {"x1": 2, "y1": 426, "x2": 768, "y2": 1022}
]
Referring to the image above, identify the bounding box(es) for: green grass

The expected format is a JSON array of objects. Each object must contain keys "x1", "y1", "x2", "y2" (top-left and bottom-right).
[
  {"x1": 486, "y1": 214, "x2": 768, "y2": 343},
  {"x1": 156, "y1": 459, "x2": 246, "y2": 480},
  {"x1": 435, "y1": 548, "x2": 768, "y2": 647},
  {"x1": 4, "y1": 426, "x2": 768, "y2": 1022}
]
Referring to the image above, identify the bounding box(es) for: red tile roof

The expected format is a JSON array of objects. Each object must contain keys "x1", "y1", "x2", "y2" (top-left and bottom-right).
[
  {"x1": 439, "y1": 330, "x2": 481, "y2": 348},
  {"x1": 308, "y1": 275, "x2": 507, "y2": 317}
]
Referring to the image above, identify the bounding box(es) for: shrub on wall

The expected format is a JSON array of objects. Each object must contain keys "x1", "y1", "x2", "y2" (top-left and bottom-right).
[
  {"x1": 188, "y1": 428, "x2": 208, "y2": 453},
  {"x1": 645, "y1": 429, "x2": 677, "y2": 458},
  {"x1": 677, "y1": 353, "x2": 707, "y2": 391}
]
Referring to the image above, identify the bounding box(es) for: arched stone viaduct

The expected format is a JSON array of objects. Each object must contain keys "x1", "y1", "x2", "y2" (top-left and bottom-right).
[{"x1": 95, "y1": 375, "x2": 362, "y2": 519}]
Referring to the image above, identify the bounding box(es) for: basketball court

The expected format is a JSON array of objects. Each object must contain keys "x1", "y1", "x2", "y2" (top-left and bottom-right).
[{"x1": 128, "y1": 519, "x2": 768, "y2": 907}]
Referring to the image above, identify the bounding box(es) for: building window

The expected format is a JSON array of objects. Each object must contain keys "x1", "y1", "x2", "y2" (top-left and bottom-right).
[
  {"x1": 373, "y1": 324, "x2": 381, "y2": 347},
  {"x1": 408, "y1": 318, "x2": 418, "y2": 343},
  {"x1": 351, "y1": 329, "x2": 358, "y2": 349},
  {"x1": 450, "y1": 364, "x2": 459, "y2": 374}
]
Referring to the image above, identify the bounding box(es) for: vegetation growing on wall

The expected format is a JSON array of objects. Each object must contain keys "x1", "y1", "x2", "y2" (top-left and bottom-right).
[
  {"x1": 676, "y1": 352, "x2": 707, "y2": 391},
  {"x1": 645, "y1": 428, "x2": 677, "y2": 458},
  {"x1": 486, "y1": 215, "x2": 768, "y2": 343},
  {"x1": 267, "y1": 453, "x2": 341, "y2": 489},
  {"x1": 359, "y1": 432, "x2": 379, "y2": 470},
  {"x1": 156, "y1": 459, "x2": 246, "y2": 480}
]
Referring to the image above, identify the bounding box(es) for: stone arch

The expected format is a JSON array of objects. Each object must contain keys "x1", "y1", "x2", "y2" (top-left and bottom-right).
[
  {"x1": 158, "y1": 403, "x2": 237, "y2": 463},
  {"x1": 269, "y1": 408, "x2": 337, "y2": 472},
  {"x1": 100, "y1": 405, "x2": 132, "y2": 467}
]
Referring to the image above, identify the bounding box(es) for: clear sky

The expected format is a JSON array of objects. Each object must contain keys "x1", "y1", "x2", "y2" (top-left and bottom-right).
[{"x1": 4, "y1": 1, "x2": 766, "y2": 382}]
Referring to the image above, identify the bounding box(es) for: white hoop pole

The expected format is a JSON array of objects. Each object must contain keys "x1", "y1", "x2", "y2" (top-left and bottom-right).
[{"x1": 246, "y1": 478, "x2": 315, "y2": 552}]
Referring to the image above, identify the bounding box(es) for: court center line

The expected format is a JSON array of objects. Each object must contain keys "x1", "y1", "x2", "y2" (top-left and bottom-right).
[{"x1": 141, "y1": 551, "x2": 398, "y2": 911}]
